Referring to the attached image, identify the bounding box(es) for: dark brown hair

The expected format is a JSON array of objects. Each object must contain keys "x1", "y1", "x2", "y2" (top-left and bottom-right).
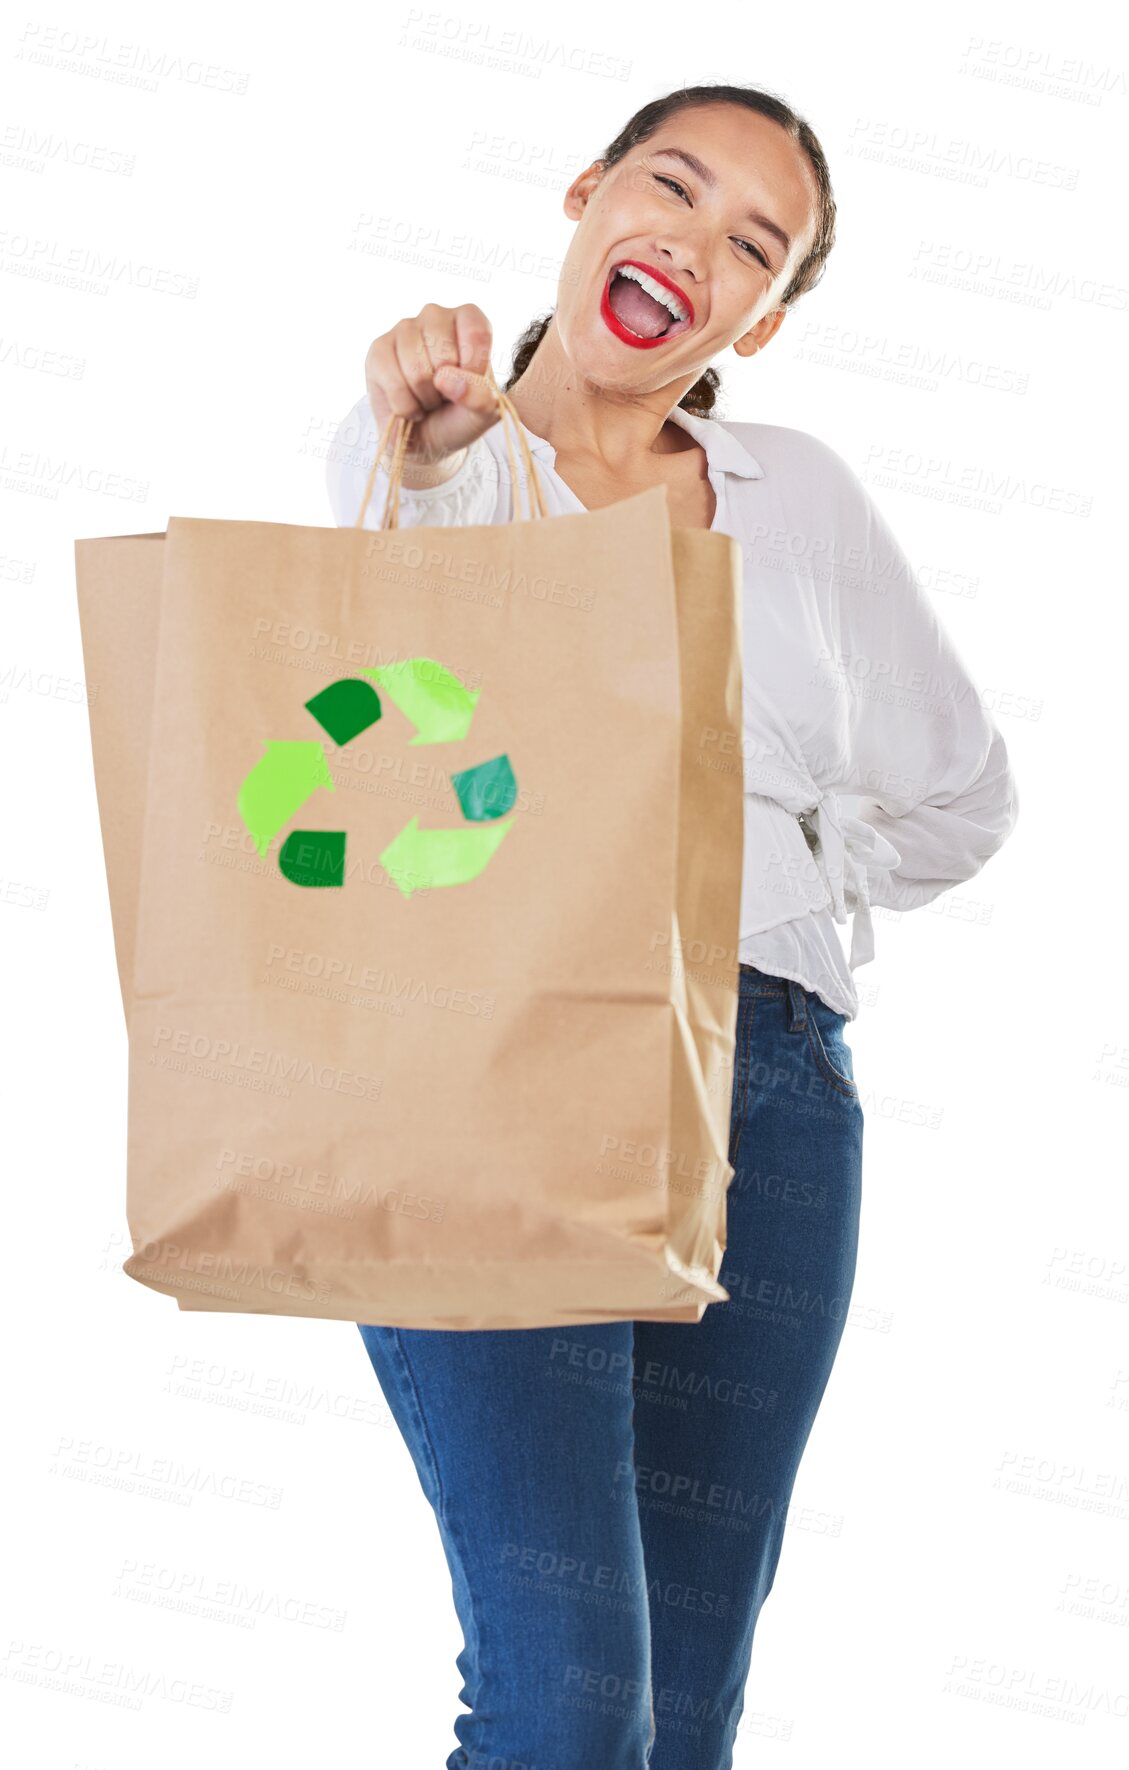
[{"x1": 503, "y1": 82, "x2": 836, "y2": 417}]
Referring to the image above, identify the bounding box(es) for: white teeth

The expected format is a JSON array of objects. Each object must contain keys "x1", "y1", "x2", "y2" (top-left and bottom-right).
[{"x1": 612, "y1": 264, "x2": 690, "y2": 325}]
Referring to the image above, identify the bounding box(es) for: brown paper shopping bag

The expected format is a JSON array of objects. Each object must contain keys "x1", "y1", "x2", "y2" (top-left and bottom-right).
[{"x1": 74, "y1": 378, "x2": 744, "y2": 1329}]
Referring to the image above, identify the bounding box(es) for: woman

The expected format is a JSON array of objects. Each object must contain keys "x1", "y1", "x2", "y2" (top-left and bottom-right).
[{"x1": 327, "y1": 83, "x2": 1019, "y2": 1770}]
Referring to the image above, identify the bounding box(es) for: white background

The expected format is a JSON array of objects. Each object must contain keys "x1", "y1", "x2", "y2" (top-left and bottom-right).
[{"x1": 2, "y1": 0, "x2": 1126, "y2": 1763}]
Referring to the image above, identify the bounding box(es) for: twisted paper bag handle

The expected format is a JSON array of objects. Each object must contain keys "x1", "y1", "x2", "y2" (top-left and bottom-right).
[{"x1": 353, "y1": 362, "x2": 549, "y2": 530}]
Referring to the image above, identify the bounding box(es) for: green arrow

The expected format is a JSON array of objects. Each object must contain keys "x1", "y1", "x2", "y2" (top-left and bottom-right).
[
  {"x1": 237, "y1": 740, "x2": 334, "y2": 857},
  {"x1": 451, "y1": 753, "x2": 516, "y2": 821},
  {"x1": 305, "y1": 677, "x2": 382, "y2": 744},
  {"x1": 279, "y1": 829, "x2": 347, "y2": 888},
  {"x1": 361, "y1": 658, "x2": 479, "y2": 744},
  {"x1": 380, "y1": 816, "x2": 514, "y2": 899}
]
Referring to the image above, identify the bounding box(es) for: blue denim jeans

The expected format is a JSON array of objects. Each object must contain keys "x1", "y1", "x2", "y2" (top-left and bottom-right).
[{"x1": 358, "y1": 965, "x2": 863, "y2": 1770}]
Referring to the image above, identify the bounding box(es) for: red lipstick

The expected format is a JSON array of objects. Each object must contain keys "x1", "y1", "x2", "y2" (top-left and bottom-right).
[{"x1": 600, "y1": 259, "x2": 695, "y2": 350}]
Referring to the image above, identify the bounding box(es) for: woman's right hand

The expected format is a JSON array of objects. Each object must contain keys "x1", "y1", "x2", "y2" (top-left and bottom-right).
[{"x1": 365, "y1": 303, "x2": 501, "y2": 469}]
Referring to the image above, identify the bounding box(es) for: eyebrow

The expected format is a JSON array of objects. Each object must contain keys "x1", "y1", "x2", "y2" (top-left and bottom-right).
[{"x1": 649, "y1": 147, "x2": 793, "y2": 258}]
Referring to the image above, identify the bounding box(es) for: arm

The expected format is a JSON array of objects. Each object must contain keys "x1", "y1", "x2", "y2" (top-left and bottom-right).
[
  {"x1": 325, "y1": 392, "x2": 498, "y2": 530},
  {"x1": 806, "y1": 441, "x2": 1020, "y2": 958}
]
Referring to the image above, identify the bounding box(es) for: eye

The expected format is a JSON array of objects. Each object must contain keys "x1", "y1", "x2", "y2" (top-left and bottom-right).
[{"x1": 652, "y1": 173, "x2": 771, "y2": 270}]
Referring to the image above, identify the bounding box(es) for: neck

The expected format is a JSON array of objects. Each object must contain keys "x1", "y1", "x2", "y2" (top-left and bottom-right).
[{"x1": 505, "y1": 318, "x2": 700, "y2": 472}]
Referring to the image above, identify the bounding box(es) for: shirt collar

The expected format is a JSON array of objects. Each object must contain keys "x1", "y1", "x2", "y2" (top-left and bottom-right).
[
  {"x1": 515, "y1": 405, "x2": 765, "y2": 480},
  {"x1": 665, "y1": 405, "x2": 765, "y2": 479}
]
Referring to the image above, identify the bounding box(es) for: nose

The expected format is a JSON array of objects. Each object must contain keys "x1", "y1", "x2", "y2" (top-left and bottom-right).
[{"x1": 653, "y1": 239, "x2": 704, "y2": 285}]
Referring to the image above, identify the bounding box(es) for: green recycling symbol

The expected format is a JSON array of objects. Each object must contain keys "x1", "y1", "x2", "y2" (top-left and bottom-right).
[{"x1": 236, "y1": 659, "x2": 516, "y2": 895}]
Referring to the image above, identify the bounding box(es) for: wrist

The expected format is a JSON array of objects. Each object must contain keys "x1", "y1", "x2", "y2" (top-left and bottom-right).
[{"x1": 398, "y1": 446, "x2": 470, "y2": 490}]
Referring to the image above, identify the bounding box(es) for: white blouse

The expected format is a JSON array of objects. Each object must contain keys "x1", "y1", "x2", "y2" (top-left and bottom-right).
[{"x1": 325, "y1": 393, "x2": 1020, "y2": 1020}]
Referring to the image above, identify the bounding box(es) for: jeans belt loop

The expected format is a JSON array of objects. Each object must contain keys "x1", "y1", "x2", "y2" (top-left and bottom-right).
[{"x1": 785, "y1": 977, "x2": 808, "y2": 1032}]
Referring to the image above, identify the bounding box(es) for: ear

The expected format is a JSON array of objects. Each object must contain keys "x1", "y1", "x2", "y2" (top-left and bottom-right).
[
  {"x1": 733, "y1": 306, "x2": 787, "y2": 359},
  {"x1": 563, "y1": 161, "x2": 606, "y2": 221}
]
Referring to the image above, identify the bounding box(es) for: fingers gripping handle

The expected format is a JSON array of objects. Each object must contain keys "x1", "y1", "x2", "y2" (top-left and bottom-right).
[{"x1": 352, "y1": 363, "x2": 549, "y2": 530}]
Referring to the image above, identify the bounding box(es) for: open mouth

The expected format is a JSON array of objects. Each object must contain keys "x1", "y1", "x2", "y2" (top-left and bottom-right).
[{"x1": 602, "y1": 261, "x2": 694, "y2": 345}]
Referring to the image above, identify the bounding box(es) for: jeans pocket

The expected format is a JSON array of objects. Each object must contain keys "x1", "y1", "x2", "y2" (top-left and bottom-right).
[{"x1": 804, "y1": 997, "x2": 859, "y2": 1100}]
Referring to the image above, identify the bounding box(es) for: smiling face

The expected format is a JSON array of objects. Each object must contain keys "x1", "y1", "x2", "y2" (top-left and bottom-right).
[{"x1": 556, "y1": 103, "x2": 819, "y2": 394}]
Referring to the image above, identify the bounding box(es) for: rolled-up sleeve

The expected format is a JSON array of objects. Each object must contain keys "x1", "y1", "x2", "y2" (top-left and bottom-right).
[{"x1": 828, "y1": 453, "x2": 1020, "y2": 916}]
